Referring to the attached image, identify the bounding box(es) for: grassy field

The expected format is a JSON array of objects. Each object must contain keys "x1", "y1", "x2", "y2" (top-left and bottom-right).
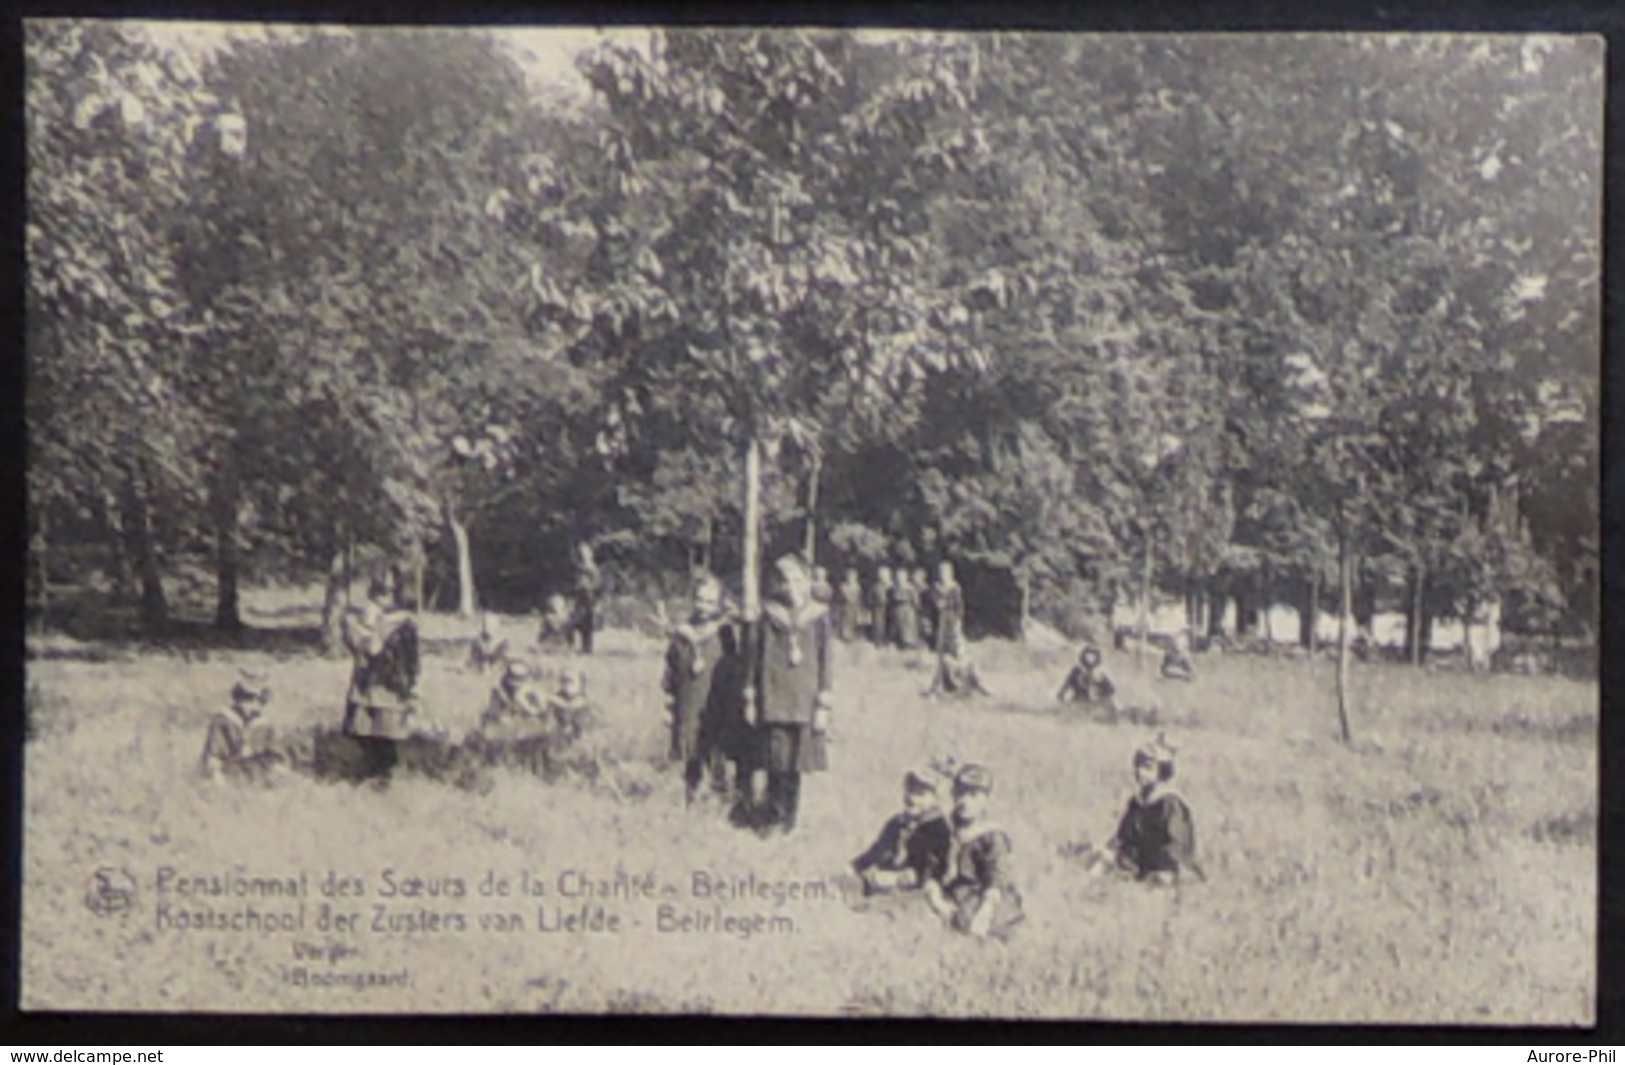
[{"x1": 22, "y1": 586, "x2": 1596, "y2": 1022}]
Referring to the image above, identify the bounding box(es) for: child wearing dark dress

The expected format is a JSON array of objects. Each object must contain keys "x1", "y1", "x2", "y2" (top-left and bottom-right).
[
  {"x1": 925, "y1": 764, "x2": 1025, "y2": 939},
  {"x1": 1056, "y1": 644, "x2": 1116, "y2": 706},
  {"x1": 851, "y1": 767, "x2": 953, "y2": 895},
  {"x1": 1100, "y1": 734, "x2": 1200, "y2": 885}
]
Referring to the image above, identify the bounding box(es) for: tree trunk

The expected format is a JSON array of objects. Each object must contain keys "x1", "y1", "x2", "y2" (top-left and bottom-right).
[
  {"x1": 743, "y1": 437, "x2": 761, "y2": 618},
  {"x1": 803, "y1": 452, "x2": 821, "y2": 565},
  {"x1": 1406, "y1": 563, "x2": 1427, "y2": 667},
  {"x1": 1336, "y1": 531, "x2": 1354, "y2": 745},
  {"x1": 407, "y1": 541, "x2": 426, "y2": 614},
  {"x1": 742, "y1": 436, "x2": 761, "y2": 728},
  {"x1": 1207, "y1": 583, "x2": 1225, "y2": 639},
  {"x1": 32, "y1": 509, "x2": 49, "y2": 625},
  {"x1": 321, "y1": 547, "x2": 347, "y2": 656},
  {"x1": 1137, "y1": 531, "x2": 1153, "y2": 666},
  {"x1": 212, "y1": 463, "x2": 242, "y2": 632},
  {"x1": 122, "y1": 469, "x2": 168, "y2": 630},
  {"x1": 1419, "y1": 597, "x2": 1433, "y2": 666},
  {"x1": 447, "y1": 503, "x2": 476, "y2": 619},
  {"x1": 1017, "y1": 569, "x2": 1031, "y2": 643},
  {"x1": 1234, "y1": 587, "x2": 1259, "y2": 637},
  {"x1": 1308, "y1": 569, "x2": 1320, "y2": 657},
  {"x1": 1352, "y1": 561, "x2": 1376, "y2": 635},
  {"x1": 105, "y1": 502, "x2": 133, "y2": 605}
]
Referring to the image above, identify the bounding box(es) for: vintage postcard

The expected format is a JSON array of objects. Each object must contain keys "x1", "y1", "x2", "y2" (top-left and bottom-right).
[{"x1": 22, "y1": 23, "x2": 1600, "y2": 1022}]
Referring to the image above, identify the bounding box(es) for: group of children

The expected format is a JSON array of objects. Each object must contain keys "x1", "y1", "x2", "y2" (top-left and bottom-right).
[
  {"x1": 197, "y1": 596, "x2": 599, "y2": 784},
  {"x1": 826, "y1": 561, "x2": 966, "y2": 656},
  {"x1": 1053, "y1": 631, "x2": 1199, "y2": 715},
  {"x1": 819, "y1": 560, "x2": 996, "y2": 703},
  {"x1": 473, "y1": 648, "x2": 596, "y2": 745},
  {"x1": 850, "y1": 733, "x2": 1202, "y2": 940}
]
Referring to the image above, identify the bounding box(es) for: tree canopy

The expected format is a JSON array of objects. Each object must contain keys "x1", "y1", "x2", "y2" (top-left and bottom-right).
[{"x1": 26, "y1": 23, "x2": 1601, "y2": 657}]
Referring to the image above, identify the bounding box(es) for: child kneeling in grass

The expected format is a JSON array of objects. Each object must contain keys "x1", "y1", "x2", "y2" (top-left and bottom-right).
[{"x1": 200, "y1": 668, "x2": 280, "y2": 783}]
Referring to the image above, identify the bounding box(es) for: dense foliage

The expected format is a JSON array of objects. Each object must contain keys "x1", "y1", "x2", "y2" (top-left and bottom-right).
[{"x1": 26, "y1": 24, "x2": 1600, "y2": 652}]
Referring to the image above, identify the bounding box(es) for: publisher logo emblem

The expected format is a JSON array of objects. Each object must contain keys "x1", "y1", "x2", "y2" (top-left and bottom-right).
[{"x1": 84, "y1": 867, "x2": 137, "y2": 917}]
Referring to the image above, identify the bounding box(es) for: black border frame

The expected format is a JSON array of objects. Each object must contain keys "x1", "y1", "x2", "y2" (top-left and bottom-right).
[{"x1": 2, "y1": 0, "x2": 1620, "y2": 1044}]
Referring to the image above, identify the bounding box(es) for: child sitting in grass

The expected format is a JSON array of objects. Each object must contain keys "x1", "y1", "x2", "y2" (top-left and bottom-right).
[
  {"x1": 1160, "y1": 631, "x2": 1197, "y2": 682},
  {"x1": 1064, "y1": 734, "x2": 1200, "y2": 886},
  {"x1": 1056, "y1": 644, "x2": 1116, "y2": 706},
  {"x1": 199, "y1": 668, "x2": 280, "y2": 783},
  {"x1": 925, "y1": 763, "x2": 1025, "y2": 940},
  {"x1": 537, "y1": 594, "x2": 575, "y2": 651},
  {"x1": 851, "y1": 766, "x2": 953, "y2": 896},
  {"x1": 466, "y1": 613, "x2": 509, "y2": 673},
  {"x1": 924, "y1": 647, "x2": 992, "y2": 699},
  {"x1": 480, "y1": 657, "x2": 547, "y2": 731},
  {"x1": 548, "y1": 668, "x2": 596, "y2": 743}
]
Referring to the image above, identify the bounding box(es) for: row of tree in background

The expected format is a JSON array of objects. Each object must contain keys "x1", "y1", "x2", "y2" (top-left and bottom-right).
[{"x1": 26, "y1": 23, "x2": 1600, "y2": 662}]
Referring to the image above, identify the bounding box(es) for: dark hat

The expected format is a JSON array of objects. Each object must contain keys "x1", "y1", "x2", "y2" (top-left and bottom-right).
[
  {"x1": 903, "y1": 767, "x2": 940, "y2": 794},
  {"x1": 1079, "y1": 645, "x2": 1102, "y2": 665},
  {"x1": 953, "y1": 763, "x2": 993, "y2": 795},
  {"x1": 231, "y1": 668, "x2": 270, "y2": 703},
  {"x1": 503, "y1": 658, "x2": 538, "y2": 682},
  {"x1": 1135, "y1": 732, "x2": 1178, "y2": 767}
]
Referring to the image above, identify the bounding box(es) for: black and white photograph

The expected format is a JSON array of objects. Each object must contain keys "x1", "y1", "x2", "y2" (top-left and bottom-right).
[{"x1": 21, "y1": 22, "x2": 1601, "y2": 1022}]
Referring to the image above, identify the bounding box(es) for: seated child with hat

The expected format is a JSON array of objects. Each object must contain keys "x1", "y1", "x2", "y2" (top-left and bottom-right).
[
  {"x1": 851, "y1": 764, "x2": 953, "y2": 896},
  {"x1": 548, "y1": 668, "x2": 596, "y2": 744},
  {"x1": 1057, "y1": 644, "x2": 1116, "y2": 705},
  {"x1": 1064, "y1": 734, "x2": 1201, "y2": 886},
  {"x1": 925, "y1": 763, "x2": 1025, "y2": 939},
  {"x1": 199, "y1": 668, "x2": 280, "y2": 783},
  {"x1": 480, "y1": 657, "x2": 547, "y2": 733}
]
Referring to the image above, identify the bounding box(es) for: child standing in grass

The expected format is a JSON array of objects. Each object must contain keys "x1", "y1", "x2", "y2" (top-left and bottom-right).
[
  {"x1": 663, "y1": 573, "x2": 741, "y2": 806},
  {"x1": 851, "y1": 767, "x2": 953, "y2": 895},
  {"x1": 926, "y1": 764, "x2": 1025, "y2": 940},
  {"x1": 914, "y1": 568, "x2": 937, "y2": 651},
  {"x1": 537, "y1": 594, "x2": 575, "y2": 651},
  {"x1": 894, "y1": 568, "x2": 921, "y2": 650},
  {"x1": 866, "y1": 567, "x2": 891, "y2": 647},
  {"x1": 832, "y1": 568, "x2": 863, "y2": 643}
]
